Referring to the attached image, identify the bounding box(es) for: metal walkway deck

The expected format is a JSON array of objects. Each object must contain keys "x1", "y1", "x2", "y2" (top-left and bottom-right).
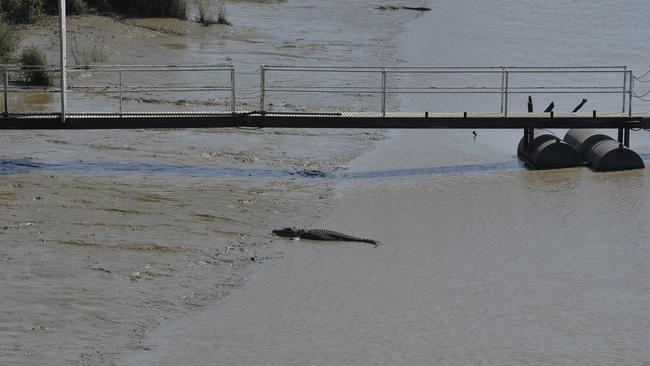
[
  {"x1": 1, "y1": 111, "x2": 649, "y2": 130},
  {"x1": 3, "y1": 64, "x2": 650, "y2": 130}
]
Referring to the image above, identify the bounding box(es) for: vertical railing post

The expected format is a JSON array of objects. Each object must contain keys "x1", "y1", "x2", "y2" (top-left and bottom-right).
[
  {"x1": 628, "y1": 70, "x2": 633, "y2": 117},
  {"x1": 230, "y1": 66, "x2": 236, "y2": 114},
  {"x1": 260, "y1": 65, "x2": 266, "y2": 112},
  {"x1": 504, "y1": 70, "x2": 509, "y2": 117},
  {"x1": 622, "y1": 66, "x2": 627, "y2": 114},
  {"x1": 381, "y1": 68, "x2": 387, "y2": 117},
  {"x1": 118, "y1": 70, "x2": 123, "y2": 115},
  {"x1": 59, "y1": 0, "x2": 67, "y2": 123},
  {"x1": 500, "y1": 67, "x2": 505, "y2": 113},
  {"x1": 3, "y1": 69, "x2": 8, "y2": 117}
]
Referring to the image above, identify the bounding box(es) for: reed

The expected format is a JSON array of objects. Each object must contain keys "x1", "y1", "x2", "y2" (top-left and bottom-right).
[
  {"x1": 216, "y1": 1, "x2": 231, "y2": 26},
  {"x1": 197, "y1": 1, "x2": 215, "y2": 25},
  {"x1": 71, "y1": 33, "x2": 109, "y2": 65},
  {"x1": 196, "y1": 1, "x2": 230, "y2": 26}
]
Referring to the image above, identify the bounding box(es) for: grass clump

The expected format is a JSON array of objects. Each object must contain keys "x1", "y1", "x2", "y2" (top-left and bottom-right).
[
  {"x1": 216, "y1": 1, "x2": 231, "y2": 25},
  {"x1": 197, "y1": 1, "x2": 215, "y2": 25},
  {"x1": 20, "y1": 45, "x2": 51, "y2": 86},
  {"x1": 196, "y1": 0, "x2": 230, "y2": 26},
  {"x1": 71, "y1": 33, "x2": 109, "y2": 65},
  {"x1": 0, "y1": 20, "x2": 20, "y2": 63}
]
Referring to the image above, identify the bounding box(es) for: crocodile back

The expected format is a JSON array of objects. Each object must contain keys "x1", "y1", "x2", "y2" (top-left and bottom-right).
[{"x1": 301, "y1": 229, "x2": 379, "y2": 246}]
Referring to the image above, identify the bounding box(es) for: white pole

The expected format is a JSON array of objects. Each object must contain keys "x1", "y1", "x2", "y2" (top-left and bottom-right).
[{"x1": 59, "y1": 0, "x2": 67, "y2": 123}]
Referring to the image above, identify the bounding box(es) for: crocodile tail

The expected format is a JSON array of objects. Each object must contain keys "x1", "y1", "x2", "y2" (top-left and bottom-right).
[{"x1": 365, "y1": 239, "x2": 380, "y2": 247}]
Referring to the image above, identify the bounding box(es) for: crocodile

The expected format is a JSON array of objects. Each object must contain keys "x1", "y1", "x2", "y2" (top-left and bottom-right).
[{"x1": 272, "y1": 228, "x2": 380, "y2": 247}]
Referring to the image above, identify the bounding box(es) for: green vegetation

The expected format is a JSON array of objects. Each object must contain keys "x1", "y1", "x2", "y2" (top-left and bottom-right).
[
  {"x1": 69, "y1": 0, "x2": 89, "y2": 14},
  {"x1": 1, "y1": 0, "x2": 46, "y2": 23},
  {"x1": 20, "y1": 45, "x2": 51, "y2": 85},
  {"x1": 2, "y1": 0, "x2": 189, "y2": 24},
  {"x1": 106, "y1": 0, "x2": 188, "y2": 19},
  {"x1": 0, "y1": 20, "x2": 20, "y2": 62}
]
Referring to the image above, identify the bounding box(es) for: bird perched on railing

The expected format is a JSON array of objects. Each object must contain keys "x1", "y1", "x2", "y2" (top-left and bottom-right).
[
  {"x1": 544, "y1": 102, "x2": 555, "y2": 113},
  {"x1": 572, "y1": 98, "x2": 588, "y2": 112}
]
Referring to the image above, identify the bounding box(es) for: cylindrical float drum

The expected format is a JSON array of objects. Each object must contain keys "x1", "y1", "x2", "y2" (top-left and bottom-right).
[
  {"x1": 517, "y1": 129, "x2": 582, "y2": 170},
  {"x1": 564, "y1": 129, "x2": 644, "y2": 171}
]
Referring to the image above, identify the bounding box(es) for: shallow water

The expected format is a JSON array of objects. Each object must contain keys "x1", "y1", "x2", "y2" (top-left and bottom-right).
[
  {"x1": 120, "y1": 1, "x2": 650, "y2": 365},
  {"x1": 0, "y1": 127, "x2": 382, "y2": 365}
]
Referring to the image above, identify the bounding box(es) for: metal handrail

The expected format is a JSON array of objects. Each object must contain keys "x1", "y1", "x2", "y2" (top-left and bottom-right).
[
  {"x1": 1, "y1": 64, "x2": 637, "y2": 118},
  {"x1": 259, "y1": 65, "x2": 632, "y2": 115},
  {"x1": 1, "y1": 64, "x2": 236, "y2": 116},
  {"x1": 262, "y1": 65, "x2": 627, "y2": 71}
]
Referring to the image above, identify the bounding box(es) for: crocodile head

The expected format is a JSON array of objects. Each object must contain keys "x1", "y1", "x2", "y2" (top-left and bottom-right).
[{"x1": 272, "y1": 227, "x2": 302, "y2": 237}]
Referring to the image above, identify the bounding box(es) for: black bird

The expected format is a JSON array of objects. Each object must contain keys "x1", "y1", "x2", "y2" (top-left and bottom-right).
[
  {"x1": 544, "y1": 102, "x2": 555, "y2": 113},
  {"x1": 527, "y1": 96, "x2": 533, "y2": 113},
  {"x1": 572, "y1": 98, "x2": 588, "y2": 113},
  {"x1": 472, "y1": 130, "x2": 477, "y2": 138}
]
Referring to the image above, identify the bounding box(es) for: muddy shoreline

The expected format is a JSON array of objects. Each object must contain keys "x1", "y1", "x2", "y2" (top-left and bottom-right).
[
  {"x1": 0, "y1": 127, "x2": 382, "y2": 365},
  {"x1": 1, "y1": 1, "x2": 428, "y2": 364}
]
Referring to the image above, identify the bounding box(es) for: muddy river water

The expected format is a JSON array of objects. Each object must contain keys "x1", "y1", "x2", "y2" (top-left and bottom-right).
[{"x1": 4, "y1": 1, "x2": 650, "y2": 365}]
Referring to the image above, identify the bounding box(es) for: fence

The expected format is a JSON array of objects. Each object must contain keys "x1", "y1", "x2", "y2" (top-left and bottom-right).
[
  {"x1": 2, "y1": 64, "x2": 235, "y2": 116},
  {"x1": 259, "y1": 65, "x2": 633, "y2": 116},
  {"x1": 1, "y1": 64, "x2": 640, "y2": 117}
]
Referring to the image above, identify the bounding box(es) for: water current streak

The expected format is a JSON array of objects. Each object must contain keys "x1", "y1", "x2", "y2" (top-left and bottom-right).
[{"x1": 3, "y1": 153, "x2": 650, "y2": 179}]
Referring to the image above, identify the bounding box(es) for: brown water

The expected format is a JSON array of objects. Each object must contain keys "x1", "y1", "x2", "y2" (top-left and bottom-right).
[
  {"x1": 4, "y1": 0, "x2": 650, "y2": 365},
  {"x1": 119, "y1": 1, "x2": 650, "y2": 365},
  {"x1": 123, "y1": 131, "x2": 650, "y2": 366}
]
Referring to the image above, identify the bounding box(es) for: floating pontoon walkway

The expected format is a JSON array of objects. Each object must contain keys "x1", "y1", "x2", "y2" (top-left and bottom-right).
[
  {"x1": 2, "y1": 111, "x2": 649, "y2": 130},
  {"x1": 3, "y1": 64, "x2": 649, "y2": 170}
]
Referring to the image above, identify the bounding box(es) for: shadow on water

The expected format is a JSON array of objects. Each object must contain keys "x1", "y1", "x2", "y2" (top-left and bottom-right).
[{"x1": 2, "y1": 153, "x2": 650, "y2": 179}]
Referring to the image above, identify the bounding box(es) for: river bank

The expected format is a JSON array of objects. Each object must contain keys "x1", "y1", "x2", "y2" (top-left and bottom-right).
[
  {"x1": 9, "y1": 0, "x2": 429, "y2": 114},
  {"x1": 0, "y1": 127, "x2": 382, "y2": 365}
]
